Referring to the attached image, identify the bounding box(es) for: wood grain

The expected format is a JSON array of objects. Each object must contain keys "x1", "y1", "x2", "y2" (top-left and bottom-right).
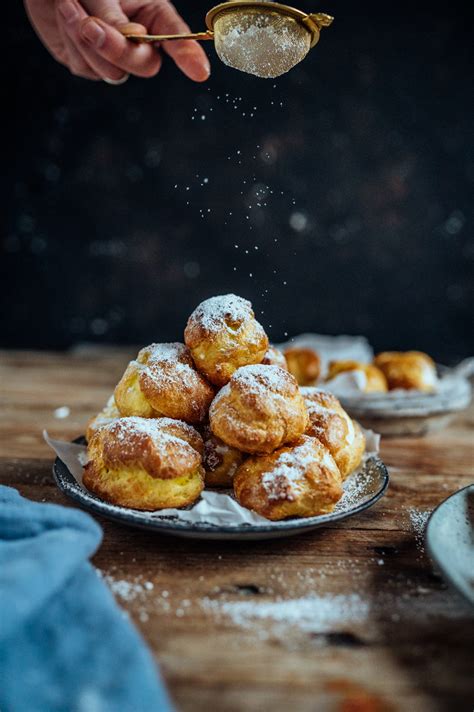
[{"x1": 1, "y1": 348, "x2": 473, "y2": 712}]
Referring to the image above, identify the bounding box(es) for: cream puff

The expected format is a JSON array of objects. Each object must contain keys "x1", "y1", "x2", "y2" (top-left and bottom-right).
[
  {"x1": 261, "y1": 345, "x2": 288, "y2": 370},
  {"x1": 209, "y1": 364, "x2": 308, "y2": 454},
  {"x1": 233, "y1": 435, "x2": 343, "y2": 520},
  {"x1": 301, "y1": 388, "x2": 366, "y2": 479},
  {"x1": 83, "y1": 416, "x2": 204, "y2": 510},
  {"x1": 86, "y1": 395, "x2": 121, "y2": 442},
  {"x1": 114, "y1": 343, "x2": 214, "y2": 424},
  {"x1": 373, "y1": 351, "x2": 437, "y2": 392},
  {"x1": 284, "y1": 347, "x2": 321, "y2": 386},
  {"x1": 201, "y1": 424, "x2": 244, "y2": 487},
  {"x1": 184, "y1": 294, "x2": 269, "y2": 387}
]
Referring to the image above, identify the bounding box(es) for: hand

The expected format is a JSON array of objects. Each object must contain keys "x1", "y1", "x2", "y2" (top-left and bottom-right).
[{"x1": 24, "y1": 0, "x2": 211, "y2": 82}]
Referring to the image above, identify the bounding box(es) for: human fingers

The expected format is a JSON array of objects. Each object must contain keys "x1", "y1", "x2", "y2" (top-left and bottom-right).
[
  {"x1": 80, "y1": 0, "x2": 162, "y2": 77},
  {"x1": 139, "y1": 0, "x2": 210, "y2": 82},
  {"x1": 57, "y1": 0, "x2": 131, "y2": 81}
]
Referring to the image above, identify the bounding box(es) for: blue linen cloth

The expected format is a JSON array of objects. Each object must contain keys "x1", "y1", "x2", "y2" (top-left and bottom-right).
[{"x1": 0, "y1": 486, "x2": 174, "y2": 712}]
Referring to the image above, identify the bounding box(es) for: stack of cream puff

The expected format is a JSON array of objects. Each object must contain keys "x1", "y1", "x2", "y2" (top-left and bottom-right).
[{"x1": 84, "y1": 294, "x2": 366, "y2": 520}]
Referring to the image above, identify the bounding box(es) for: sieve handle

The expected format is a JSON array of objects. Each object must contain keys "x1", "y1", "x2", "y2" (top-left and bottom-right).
[
  {"x1": 120, "y1": 28, "x2": 214, "y2": 42},
  {"x1": 307, "y1": 13, "x2": 334, "y2": 28}
]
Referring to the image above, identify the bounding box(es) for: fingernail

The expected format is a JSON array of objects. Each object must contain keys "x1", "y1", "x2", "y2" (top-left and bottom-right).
[
  {"x1": 179, "y1": 51, "x2": 211, "y2": 81},
  {"x1": 202, "y1": 56, "x2": 211, "y2": 77},
  {"x1": 119, "y1": 22, "x2": 147, "y2": 36},
  {"x1": 81, "y1": 20, "x2": 106, "y2": 48},
  {"x1": 58, "y1": 0, "x2": 79, "y2": 23},
  {"x1": 193, "y1": 55, "x2": 211, "y2": 81}
]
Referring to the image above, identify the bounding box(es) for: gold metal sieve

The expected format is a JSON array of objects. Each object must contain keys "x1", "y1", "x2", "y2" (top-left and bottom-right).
[{"x1": 121, "y1": 1, "x2": 333, "y2": 78}]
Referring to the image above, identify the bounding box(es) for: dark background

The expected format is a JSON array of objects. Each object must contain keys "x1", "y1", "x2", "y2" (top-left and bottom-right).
[{"x1": 2, "y1": 1, "x2": 473, "y2": 361}]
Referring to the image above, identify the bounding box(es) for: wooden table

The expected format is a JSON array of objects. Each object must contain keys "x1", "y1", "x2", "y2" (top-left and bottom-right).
[{"x1": 1, "y1": 348, "x2": 473, "y2": 712}]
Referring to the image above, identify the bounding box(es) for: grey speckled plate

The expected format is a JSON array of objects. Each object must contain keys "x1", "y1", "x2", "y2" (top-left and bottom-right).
[
  {"x1": 426, "y1": 485, "x2": 474, "y2": 607},
  {"x1": 53, "y1": 441, "x2": 389, "y2": 541},
  {"x1": 338, "y1": 367, "x2": 472, "y2": 437}
]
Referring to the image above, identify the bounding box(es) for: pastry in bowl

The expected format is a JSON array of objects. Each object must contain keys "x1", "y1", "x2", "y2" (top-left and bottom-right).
[
  {"x1": 83, "y1": 416, "x2": 204, "y2": 510},
  {"x1": 326, "y1": 360, "x2": 388, "y2": 393},
  {"x1": 301, "y1": 388, "x2": 366, "y2": 479},
  {"x1": 86, "y1": 395, "x2": 120, "y2": 442},
  {"x1": 284, "y1": 347, "x2": 321, "y2": 386},
  {"x1": 114, "y1": 343, "x2": 214, "y2": 424},
  {"x1": 209, "y1": 364, "x2": 308, "y2": 454},
  {"x1": 201, "y1": 424, "x2": 244, "y2": 487},
  {"x1": 373, "y1": 351, "x2": 437, "y2": 392},
  {"x1": 184, "y1": 294, "x2": 269, "y2": 387},
  {"x1": 234, "y1": 435, "x2": 343, "y2": 520},
  {"x1": 261, "y1": 345, "x2": 288, "y2": 370}
]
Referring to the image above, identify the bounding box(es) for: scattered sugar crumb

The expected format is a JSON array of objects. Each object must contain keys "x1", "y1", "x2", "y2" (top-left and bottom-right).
[
  {"x1": 105, "y1": 577, "x2": 145, "y2": 602},
  {"x1": 408, "y1": 508, "x2": 431, "y2": 554},
  {"x1": 54, "y1": 406, "x2": 70, "y2": 419},
  {"x1": 200, "y1": 593, "x2": 369, "y2": 634}
]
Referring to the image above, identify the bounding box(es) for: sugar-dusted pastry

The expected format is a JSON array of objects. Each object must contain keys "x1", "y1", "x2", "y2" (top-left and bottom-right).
[
  {"x1": 114, "y1": 343, "x2": 214, "y2": 424},
  {"x1": 151, "y1": 417, "x2": 204, "y2": 456},
  {"x1": 184, "y1": 294, "x2": 269, "y2": 387},
  {"x1": 284, "y1": 347, "x2": 321, "y2": 386},
  {"x1": 210, "y1": 364, "x2": 308, "y2": 454},
  {"x1": 373, "y1": 351, "x2": 437, "y2": 392},
  {"x1": 261, "y1": 345, "x2": 288, "y2": 370},
  {"x1": 234, "y1": 435, "x2": 343, "y2": 520},
  {"x1": 83, "y1": 416, "x2": 204, "y2": 510},
  {"x1": 301, "y1": 388, "x2": 365, "y2": 479},
  {"x1": 201, "y1": 424, "x2": 244, "y2": 487},
  {"x1": 326, "y1": 360, "x2": 388, "y2": 393},
  {"x1": 86, "y1": 395, "x2": 120, "y2": 442}
]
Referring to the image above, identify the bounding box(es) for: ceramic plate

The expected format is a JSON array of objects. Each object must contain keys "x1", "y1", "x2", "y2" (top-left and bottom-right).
[
  {"x1": 53, "y1": 440, "x2": 389, "y2": 541},
  {"x1": 336, "y1": 368, "x2": 472, "y2": 437},
  {"x1": 426, "y1": 485, "x2": 474, "y2": 607}
]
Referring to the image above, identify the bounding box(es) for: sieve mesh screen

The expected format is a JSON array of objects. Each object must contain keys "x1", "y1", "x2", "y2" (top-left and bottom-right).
[{"x1": 213, "y1": 8, "x2": 312, "y2": 78}]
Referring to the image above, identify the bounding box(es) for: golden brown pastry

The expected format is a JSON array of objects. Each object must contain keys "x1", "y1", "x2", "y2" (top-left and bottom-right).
[
  {"x1": 234, "y1": 435, "x2": 343, "y2": 520},
  {"x1": 114, "y1": 343, "x2": 214, "y2": 424},
  {"x1": 150, "y1": 417, "x2": 204, "y2": 456},
  {"x1": 326, "y1": 360, "x2": 388, "y2": 393},
  {"x1": 284, "y1": 347, "x2": 321, "y2": 386},
  {"x1": 301, "y1": 388, "x2": 366, "y2": 479},
  {"x1": 86, "y1": 395, "x2": 120, "y2": 442},
  {"x1": 201, "y1": 424, "x2": 244, "y2": 487},
  {"x1": 83, "y1": 416, "x2": 204, "y2": 510},
  {"x1": 209, "y1": 364, "x2": 308, "y2": 454},
  {"x1": 261, "y1": 345, "x2": 288, "y2": 370},
  {"x1": 373, "y1": 351, "x2": 437, "y2": 392},
  {"x1": 184, "y1": 294, "x2": 269, "y2": 387}
]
